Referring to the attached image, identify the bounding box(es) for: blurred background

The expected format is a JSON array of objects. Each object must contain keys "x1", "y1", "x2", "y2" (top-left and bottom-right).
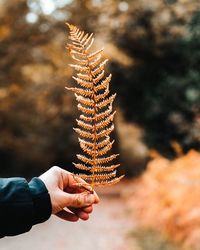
[{"x1": 1, "y1": 0, "x2": 200, "y2": 249}]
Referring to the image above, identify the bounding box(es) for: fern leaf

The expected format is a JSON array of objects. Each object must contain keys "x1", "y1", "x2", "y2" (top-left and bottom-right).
[
  {"x1": 79, "y1": 143, "x2": 95, "y2": 157},
  {"x1": 69, "y1": 64, "x2": 89, "y2": 72},
  {"x1": 71, "y1": 55, "x2": 88, "y2": 65},
  {"x1": 73, "y1": 162, "x2": 91, "y2": 171},
  {"x1": 96, "y1": 94, "x2": 116, "y2": 109},
  {"x1": 93, "y1": 164, "x2": 120, "y2": 172},
  {"x1": 72, "y1": 41, "x2": 84, "y2": 48},
  {"x1": 95, "y1": 154, "x2": 119, "y2": 164},
  {"x1": 77, "y1": 31, "x2": 84, "y2": 40},
  {"x1": 76, "y1": 154, "x2": 94, "y2": 165},
  {"x1": 95, "y1": 105, "x2": 113, "y2": 120},
  {"x1": 77, "y1": 73, "x2": 92, "y2": 81},
  {"x1": 75, "y1": 94, "x2": 94, "y2": 107},
  {"x1": 94, "y1": 87, "x2": 110, "y2": 101},
  {"x1": 65, "y1": 87, "x2": 93, "y2": 97},
  {"x1": 78, "y1": 136, "x2": 111, "y2": 149},
  {"x1": 77, "y1": 104, "x2": 95, "y2": 115},
  {"x1": 76, "y1": 119, "x2": 93, "y2": 130},
  {"x1": 80, "y1": 140, "x2": 114, "y2": 157},
  {"x1": 96, "y1": 141, "x2": 114, "y2": 156},
  {"x1": 78, "y1": 138, "x2": 95, "y2": 148},
  {"x1": 82, "y1": 33, "x2": 93, "y2": 47},
  {"x1": 72, "y1": 76, "x2": 93, "y2": 88},
  {"x1": 73, "y1": 128, "x2": 95, "y2": 140},
  {"x1": 66, "y1": 24, "x2": 124, "y2": 189},
  {"x1": 93, "y1": 175, "x2": 125, "y2": 187},
  {"x1": 96, "y1": 112, "x2": 116, "y2": 130},
  {"x1": 77, "y1": 171, "x2": 116, "y2": 181},
  {"x1": 80, "y1": 33, "x2": 89, "y2": 43},
  {"x1": 88, "y1": 48, "x2": 104, "y2": 60},
  {"x1": 96, "y1": 136, "x2": 111, "y2": 149},
  {"x1": 89, "y1": 54, "x2": 102, "y2": 69},
  {"x1": 79, "y1": 114, "x2": 94, "y2": 122},
  {"x1": 96, "y1": 125, "x2": 114, "y2": 139},
  {"x1": 85, "y1": 37, "x2": 94, "y2": 51},
  {"x1": 94, "y1": 74, "x2": 112, "y2": 92},
  {"x1": 93, "y1": 70, "x2": 105, "y2": 84},
  {"x1": 70, "y1": 50, "x2": 86, "y2": 58},
  {"x1": 67, "y1": 44, "x2": 83, "y2": 52},
  {"x1": 91, "y1": 59, "x2": 108, "y2": 76}
]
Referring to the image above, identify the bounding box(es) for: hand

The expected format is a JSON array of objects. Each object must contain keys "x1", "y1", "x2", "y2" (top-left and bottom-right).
[{"x1": 39, "y1": 166, "x2": 100, "y2": 222}]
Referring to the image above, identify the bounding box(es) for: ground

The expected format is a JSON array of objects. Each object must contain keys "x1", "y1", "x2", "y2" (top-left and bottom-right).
[{"x1": 0, "y1": 183, "x2": 136, "y2": 250}]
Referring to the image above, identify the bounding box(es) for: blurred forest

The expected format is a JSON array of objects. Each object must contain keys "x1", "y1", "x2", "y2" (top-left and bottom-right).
[{"x1": 0, "y1": 0, "x2": 200, "y2": 177}]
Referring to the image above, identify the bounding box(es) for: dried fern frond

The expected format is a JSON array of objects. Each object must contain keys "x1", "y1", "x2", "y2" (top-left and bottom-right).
[{"x1": 66, "y1": 23, "x2": 124, "y2": 190}]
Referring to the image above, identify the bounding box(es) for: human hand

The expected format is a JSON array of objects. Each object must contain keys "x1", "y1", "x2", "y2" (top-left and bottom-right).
[{"x1": 39, "y1": 166, "x2": 100, "y2": 222}]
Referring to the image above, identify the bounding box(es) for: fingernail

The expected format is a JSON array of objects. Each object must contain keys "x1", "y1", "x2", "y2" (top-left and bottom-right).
[{"x1": 85, "y1": 194, "x2": 94, "y2": 204}]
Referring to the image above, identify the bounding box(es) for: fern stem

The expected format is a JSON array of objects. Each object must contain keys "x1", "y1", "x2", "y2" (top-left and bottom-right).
[{"x1": 86, "y1": 57, "x2": 97, "y2": 189}]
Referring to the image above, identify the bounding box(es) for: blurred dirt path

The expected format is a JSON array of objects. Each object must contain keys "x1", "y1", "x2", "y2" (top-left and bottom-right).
[{"x1": 0, "y1": 183, "x2": 136, "y2": 250}]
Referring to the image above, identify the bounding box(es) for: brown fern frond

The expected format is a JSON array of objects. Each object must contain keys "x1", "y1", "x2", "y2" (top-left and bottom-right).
[
  {"x1": 96, "y1": 94, "x2": 116, "y2": 109},
  {"x1": 95, "y1": 87, "x2": 110, "y2": 101},
  {"x1": 95, "y1": 106, "x2": 113, "y2": 120},
  {"x1": 88, "y1": 48, "x2": 104, "y2": 60},
  {"x1": 94, "y1": 74, "x2": 112, "y2": 92},
  {"x1": 75, "y1": 94, "x2": 94, "y2": 107},
  {"x1": 77, "y1": 171, "x2": 116, "y2": 181},
  {"x1": 91, "y1": 59, "x2": 108, "y2": 76},
  {"x1": 96, "y1": 124, "x2": 114, "y2": 139},
  {"x1": 78, "y1": 136, "x2": 111, "y2": 149},
  {"x1": 73, "y1": 162, "x2": 92, "y2": 171},
  {"x1": 77, "y1": 73, "x2": 92, "y2": 81},
  {"x1": 89, "y1": 54, "x2": 102, "y2": 68},
  {"x1": 96, "y1": 112, "x2": 116, "y2": 130},
  {"x1": 69, "y1": 64, "x2": 89, "y2": 72},
  {"x1": 93, "y1": 70, "x2": 105, "y2": 83},
  {"x1": 65, "y1": 87, "x2": 93, "y2": 97},
  {"x1": 77, "y1": 103, "x2": 95, "y2": 115},
  {"x1": 72, "y1": 77, "x2": 93, "y2": 88},
  {"x1": 71, "y1": 55, "x2": 88, "y2": 65},
  {"x1": 79, "y1": 114, "x2": 94, "y2": 122},
  {"x1": 73, "y1": 128, "x2": 95, "y2": 140},
  {"x1": 93, "y1": 164, "x2": 120, "y2": 172},
  {"x1": 76, "y1": 119, "x2": 93, "y2": 130},
  {"x1": 66, "y1": 23, "x2": 124, "y2": 190},
  {"x1": 79, "y1": 140, "x2": 114, "y2": 157},
  {"x1": 94, "y1": 175, "x2": 125, "y2": 187}
]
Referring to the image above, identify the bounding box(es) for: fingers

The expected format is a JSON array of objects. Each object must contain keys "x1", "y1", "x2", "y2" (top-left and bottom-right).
[
  {"x1": 56, "y1": 206, "x2": 93, "y2": 221},
  {"x1": 56, "y1": 168, "x2": 100, "y2": 203},
  {"x1": 82, "y1": 205, "x2": 93, "y2": 213},
  {"x1": 61, "y1": 191, "x2": 97, "y2": 208},
  {"x1": 68, "y1": 206, "x2": 93, "y2": 221},
  {"x1": 69, "y1": 183, "x2": 100, "y2": 204},
  {"x1": 55, "y1": 210, "x2": 79, "y2": 222}
]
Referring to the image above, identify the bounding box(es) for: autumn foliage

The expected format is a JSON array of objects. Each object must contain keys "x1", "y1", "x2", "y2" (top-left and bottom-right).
[{"x1": 129, "y1": 150, "x2": 200, "y2": 249}]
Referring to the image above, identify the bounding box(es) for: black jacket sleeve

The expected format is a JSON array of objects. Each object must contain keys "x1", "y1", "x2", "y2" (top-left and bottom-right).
[{"x1": 0, "y1": 177, "x2": 52, "y2": 238}]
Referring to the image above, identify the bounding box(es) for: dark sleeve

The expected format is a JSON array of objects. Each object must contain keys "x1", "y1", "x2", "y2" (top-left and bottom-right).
[{"x1": 0, "y1": 177, "x2": 52, "y2": 238}]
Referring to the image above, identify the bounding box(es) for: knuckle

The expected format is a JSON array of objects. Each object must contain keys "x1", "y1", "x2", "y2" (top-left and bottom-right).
[
  {"x1": 51, "y1": 166, "x2": 60, "y2": 173},
  {"x1": 74, "y1": 194, "x2": 83, "y2": 206}
]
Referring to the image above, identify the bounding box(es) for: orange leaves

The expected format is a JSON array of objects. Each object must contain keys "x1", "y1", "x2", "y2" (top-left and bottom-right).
[
  {"x1": 66, "y1": 24, "x2": 123, "y2": 188},
  {"x1": 129, "y1": 150, "x2": 200, "y2": 249}
]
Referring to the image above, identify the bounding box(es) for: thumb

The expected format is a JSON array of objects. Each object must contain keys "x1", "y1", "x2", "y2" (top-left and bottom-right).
[{"x1": 61, "y1": 192, "x2": 96, "y2": 208}]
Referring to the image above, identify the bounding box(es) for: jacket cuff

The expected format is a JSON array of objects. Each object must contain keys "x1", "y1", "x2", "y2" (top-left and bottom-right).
[
  {"x1": 0, "y1": 177, "x2": 34, "y2": 237},
  {"x1": 28, "y1": 177, "x2": 52, "y2": 225}
]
